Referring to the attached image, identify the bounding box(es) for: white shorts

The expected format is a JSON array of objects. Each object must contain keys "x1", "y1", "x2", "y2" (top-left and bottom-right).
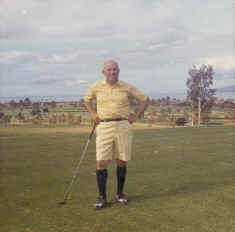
[{"x1": 96, "y1": 120, "x2": 133, "y2": 161}]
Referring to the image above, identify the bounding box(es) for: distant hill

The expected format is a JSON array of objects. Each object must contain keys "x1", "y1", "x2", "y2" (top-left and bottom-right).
[{"x1": 0, "y1": 95, "x2": 84, "y2": 103}]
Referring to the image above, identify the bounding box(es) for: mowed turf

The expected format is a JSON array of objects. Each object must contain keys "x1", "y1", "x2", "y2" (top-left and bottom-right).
[{"x1": 1, "y1": 125, "x2": 235, "y2": 232}]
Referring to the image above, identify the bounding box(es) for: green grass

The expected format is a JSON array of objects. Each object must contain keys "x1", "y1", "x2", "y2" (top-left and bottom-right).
[{"x1": 1, "y1": 125, "x2": 235, "y2": 232}]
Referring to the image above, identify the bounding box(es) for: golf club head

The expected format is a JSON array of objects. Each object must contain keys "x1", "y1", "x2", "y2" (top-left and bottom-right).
[{"x1": 57, "y1": 200, "x2": 67, "y2": 206}]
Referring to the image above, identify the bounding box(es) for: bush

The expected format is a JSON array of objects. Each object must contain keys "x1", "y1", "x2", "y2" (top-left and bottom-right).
[
  {"x1": 31, "y1": 109, "x2": 41, "y2": 116},
  {"x1": 176, "y1": 117, "x2": 187, "y2": 126},
  {"x1": 43, "y1": 108, "x2": 49, "y2": 113}
]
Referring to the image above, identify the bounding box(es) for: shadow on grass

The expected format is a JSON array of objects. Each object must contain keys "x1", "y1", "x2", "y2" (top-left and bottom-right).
[{"x1": 129, "y1": 179, "x2": 235, "y2": 202}]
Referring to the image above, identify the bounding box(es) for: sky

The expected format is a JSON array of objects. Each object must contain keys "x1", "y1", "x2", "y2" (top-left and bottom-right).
[{"x1": 0, "y1": 0, "x2": 234, "y2": 99}]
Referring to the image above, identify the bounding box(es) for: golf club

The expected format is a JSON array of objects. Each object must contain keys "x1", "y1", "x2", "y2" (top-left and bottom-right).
[{"x1": 58, "y1": 123, "x2": 96, "y2": 205}]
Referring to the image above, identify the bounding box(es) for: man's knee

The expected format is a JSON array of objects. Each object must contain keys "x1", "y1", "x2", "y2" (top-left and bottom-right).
[
  {"x1": 116, "y1": 159, "x2": 127, "y2": 167},
  {"x1": 97, "y1": 160, "x2": 109, "y2": 170}
]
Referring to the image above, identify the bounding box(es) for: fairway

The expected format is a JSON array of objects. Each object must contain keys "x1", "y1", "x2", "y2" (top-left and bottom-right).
[{"x1": 1, "y1": 125, "x2": 235, "y2": 232}]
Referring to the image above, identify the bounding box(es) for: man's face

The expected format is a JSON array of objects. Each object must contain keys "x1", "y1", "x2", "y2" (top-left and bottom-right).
[{"x1": 102, "y1": 62, "x2": 120, "y2": 85}]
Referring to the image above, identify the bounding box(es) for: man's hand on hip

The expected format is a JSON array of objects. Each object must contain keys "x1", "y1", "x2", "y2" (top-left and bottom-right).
[
  {"x1": 128, "y1": 114, "x2": 138, "y2": 124},
  {"x1": 92, "y1": 113, "x2": 100, "y2": 125}
]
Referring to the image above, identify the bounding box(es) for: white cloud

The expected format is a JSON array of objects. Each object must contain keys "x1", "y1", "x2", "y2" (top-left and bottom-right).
[
  {"x1": 66, "y1": 79, "x2": 89, "y2": 87},
  {"x1": 148, "y1": 43, "x2": 168, "y2": 50},
  {"x1": 40, "y1": 52, "x2": 80, "y2": 64},
  {"x1": 1, "y1": 0, "x2": 178, "y2": 41},
  {"x1": 0, "y1": 51, "x2": 36, "y2": 64},
  {"x1": 199, "y1": 56, "x2": 235, "y2": 71}
]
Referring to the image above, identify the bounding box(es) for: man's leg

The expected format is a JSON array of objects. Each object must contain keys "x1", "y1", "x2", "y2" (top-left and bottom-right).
[
  {"x1": 116, "y1": 159, "x2": 128, "y2": 205},
  {"x1": 116, "y1": 159, "x2": 127, "y2": 195},
  {"x1": 93, "y1": 160, "x2": 109, "y2": 210},
  {"x1": 96, "y1": 160, "x2": 109, "y2": 199},
  {"x1": 114, "y1": 121, "x2": 132, "y2": 205},
  {"x1": 95, "y1": 122, "x2": 114, "y2": 209}
]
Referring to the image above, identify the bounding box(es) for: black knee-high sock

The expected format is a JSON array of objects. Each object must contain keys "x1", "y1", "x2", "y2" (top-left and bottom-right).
[
  {"x1": 117, "y1": 166, "x2": 127, "y2": 195},
  {"x1": 96, "y1": 169, "x2": 108, "y2": 199}
]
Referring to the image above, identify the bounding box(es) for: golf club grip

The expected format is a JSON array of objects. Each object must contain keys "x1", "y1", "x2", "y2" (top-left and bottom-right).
[{"x1": 88, "y1": 123, "x2": 96, "y2": 140}]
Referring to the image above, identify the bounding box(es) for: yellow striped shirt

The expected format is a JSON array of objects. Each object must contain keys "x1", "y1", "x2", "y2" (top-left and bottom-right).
[{"x1": 84, "y1": 80, "x2": 148, "y2": 120}]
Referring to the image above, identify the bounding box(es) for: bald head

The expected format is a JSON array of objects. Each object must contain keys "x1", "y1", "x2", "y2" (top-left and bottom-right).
[
  {"x1": 103, "y1": 60, "x2": 119, "y2": 70},
  {"x1": 102, "y1": 60, "x2": 120, "y2": 86}
]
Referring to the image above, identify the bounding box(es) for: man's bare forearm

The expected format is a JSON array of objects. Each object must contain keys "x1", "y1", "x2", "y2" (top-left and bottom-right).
[
  {"x1": 84, "y1": 101, "x2": 96, "y2": 116},
  {"x1": 135, "y1": 98, "x2": 149, "y2": 119},
  {"x1": 84, "y1": 101, "x2": 100, "y2": 124},
  {"x1": 128, "y1": 98, "x2": 149, "y2": 123}
]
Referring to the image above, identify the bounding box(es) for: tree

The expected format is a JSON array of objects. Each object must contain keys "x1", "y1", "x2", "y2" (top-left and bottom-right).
[
  {"x1": 186, "y1": 64, "x2": 216, "y2": 125},
  {"x1": 158, "y1": 108, "x2": 169, "y2": 122},
  {"x1": 23, "y1": 97, "x2": 32, "y2": 107},
  {"x1": 9, "y1": 100, "x2": 17, "y2": 109},
  {"x1": 43, "y1": 107, "x2": 49, "y2": 113},
  {"x1": 51, "y1": 101, "x2": 57, "y2": 108},
  {"x1": 19, "y1": 100, "x2": 24, "y2": 108},
  {"x1": 78, "y1": 98, "x2": 85, "y2": 107},
  {"x1": 31, "y1": 102, "x2": 41, "y2": 116},
  {"x1": 0, "y1": 103, "x2": 5, "y2": 110}
]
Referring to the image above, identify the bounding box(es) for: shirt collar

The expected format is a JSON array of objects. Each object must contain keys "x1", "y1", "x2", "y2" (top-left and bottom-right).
[{"x1": 103, "y1": 79, "x2": 120, "y2": 86}]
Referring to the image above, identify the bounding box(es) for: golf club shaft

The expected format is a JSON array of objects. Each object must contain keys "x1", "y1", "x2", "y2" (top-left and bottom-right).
[{"x1": 62, "y1": 124, "x2": 96, "y2": 202}]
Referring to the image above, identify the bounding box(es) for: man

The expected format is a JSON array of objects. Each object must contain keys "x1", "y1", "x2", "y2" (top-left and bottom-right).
[{"x1": 84, "y1": 60, "x2": 149, "y2": 210}]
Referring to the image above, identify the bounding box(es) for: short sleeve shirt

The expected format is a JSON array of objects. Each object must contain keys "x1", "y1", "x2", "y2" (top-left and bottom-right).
[{"x1": 84, "y1": 80, "x2": 148, "y2": 120}]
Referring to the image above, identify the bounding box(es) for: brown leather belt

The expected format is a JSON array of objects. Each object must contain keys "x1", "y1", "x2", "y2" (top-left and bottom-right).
[{"x1": 100, "y1": 118, "x2": 127, "y2": 122}]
